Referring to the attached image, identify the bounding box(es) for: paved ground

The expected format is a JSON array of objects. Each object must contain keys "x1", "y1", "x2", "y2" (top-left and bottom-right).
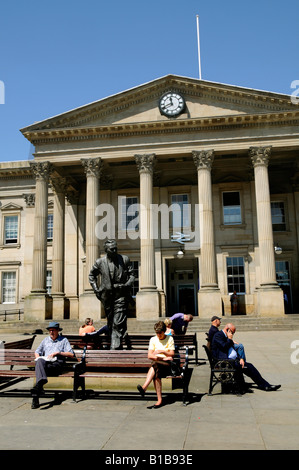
[{"x1": 0, "y1": 329, "x2": 299, "y2": 453}]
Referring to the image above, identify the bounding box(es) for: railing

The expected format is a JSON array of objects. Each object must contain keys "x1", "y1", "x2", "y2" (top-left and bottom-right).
[{"x1": 0, "y1": 309, "x2": 24, "y2": 321}]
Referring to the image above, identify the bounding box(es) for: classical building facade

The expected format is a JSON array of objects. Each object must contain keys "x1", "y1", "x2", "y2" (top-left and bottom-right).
[{"x1": 0, "y1": 75, "x2": 298, "y2": 322}]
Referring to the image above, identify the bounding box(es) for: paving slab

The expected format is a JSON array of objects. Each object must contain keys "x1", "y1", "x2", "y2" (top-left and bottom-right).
[{"x1": 0, "y1": 330, "x2": 298, "y2": 453}]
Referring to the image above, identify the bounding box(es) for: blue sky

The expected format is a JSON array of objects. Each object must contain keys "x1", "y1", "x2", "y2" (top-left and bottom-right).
[{"x1": 0, "y1": 0, "x2": 298, "y2": 162}]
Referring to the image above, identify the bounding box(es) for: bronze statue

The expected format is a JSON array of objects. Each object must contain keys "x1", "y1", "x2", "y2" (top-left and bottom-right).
[{"x1": 89, "y1": 239, "x2": 135, "y2": 349}]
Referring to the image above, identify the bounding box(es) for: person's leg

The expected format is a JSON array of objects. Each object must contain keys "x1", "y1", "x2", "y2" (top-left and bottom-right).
[
  {"x1": 111, "y1": 298, "x2": 127, "y2": 350},
  {"x1": 242, "y1": 362, "x2": 270, "y2": 389},
  {"x1": 234, "y1": 343, "x2": 246, "y2": 361},
  {"x1": 139, "y1": 366, "x2": 155, "y2": 394},
  {"x1": 153, "y1": 377, "x2": 163, "y2": 406}
]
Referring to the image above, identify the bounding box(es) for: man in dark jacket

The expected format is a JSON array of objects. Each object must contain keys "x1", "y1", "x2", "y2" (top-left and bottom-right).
[
  {"x1": 212, "y1": 323, "x2": 281, "y2": 393},
  {"x1": 89, "y1": 239, "x2": 135, "y2": 349}
]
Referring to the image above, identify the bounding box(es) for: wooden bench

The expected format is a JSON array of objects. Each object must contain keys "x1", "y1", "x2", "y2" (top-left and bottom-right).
[
  {"x1": 0, "y1": 348, "x2": 190, "y2": 405},
  {"x1": 0, "y1": 348, "x2": 83, "y2": 401},
  {"x1": 202, "y1": 344, "x2": 237, "y2": 395},
  {"x1": 3, "y1": 335, "x2": 36, "y2": 350},
  {"x1": 65, "y1": 333, "x2": 198, "y2": 363},
  {"x1": 73, "y1": 347, "x2": 190, "y2": 405}
]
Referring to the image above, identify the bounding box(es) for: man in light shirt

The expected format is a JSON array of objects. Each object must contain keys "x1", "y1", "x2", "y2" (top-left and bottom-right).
[{"x1": 31, "y1": 321, "x2": 74, "y2": 409}]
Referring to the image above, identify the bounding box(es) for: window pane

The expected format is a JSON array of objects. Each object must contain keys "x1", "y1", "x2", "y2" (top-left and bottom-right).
[
  {"x1": 4, "y1": 216, "x2": 18, "y2": 244},
  {"x1": 2, "y1": 272, "x2": 16, "y2": 303},
  {"x1": 171, "y1": 194, "x2": 190, "y2": 228},
  {"x1": 223, "y1": 192, "x2": 241, "y2": 225},
  {"x1": 226, "y1": 257, "x2": 245, "y2": 294},
  {"x1": 271, "y1": 202, "x2": 286, "y2": 231},
  {"x1": 46, "y1": 270, "x2": 52, "y2": 294},
  {"x1": 122, "y1": 197, "x2": 139, "y2": 231},
  {"x1": 47, "y1": 214, "x2": 53, "y2": 241}
]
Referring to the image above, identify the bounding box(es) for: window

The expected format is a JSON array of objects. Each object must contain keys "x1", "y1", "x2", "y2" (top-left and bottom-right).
[
  {"x1": 271, "y1": 202, "x2": 286, "y2": 231},
  {"x1": 46, "y1": 270, "x2": 52, "y2": 294},
  {"x1": 47, "y1": 214, "x2": 53, "y2": 242},
  {"x1": 276, "y1": 261, "x2": 290, "y2": 286},
  {"x1": 2, "y1": 272, "x2": 16, "y2": 303},
  {"x1": 120, "y1": 197, "x2": 139, "y2": 231},
  {"x1": 171, "y1": 194, "x2": 190, "y2": 228},
  {"x1": 4, "y1": 215, "x2": 18, "y2": 244},
  {"x1": 223, "y1": 192, "x2": 241, "y2": 225},
  {"x1": 226, "y1": 257, "x2": 245, "y2": 294},
  {"x1": 131, "y1": 261, "x2": 139, "y2": 297}
]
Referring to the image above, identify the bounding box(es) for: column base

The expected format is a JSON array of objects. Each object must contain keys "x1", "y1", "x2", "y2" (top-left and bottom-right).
[
  {"x1": 136, "y1": 289, "x2": 160, "y2": 320},
  {"x1": 68, "y1": 295, "x2": 79, "y2": 320},
  {"x1": 24, "y1": 293, "x2": 52, "y2": 322},
  {"x1": 79, "y1": 291, "x2": 102, "y2": 322},
  {"x1": 255, "y1": 286, "x2": 284, "y2": 317},
  {"x1": 197, "y1": 288, "x2": 222, "y2": 318},
  {"x1": 52, "y1": 294, "x2": 66, "y2": 320}
]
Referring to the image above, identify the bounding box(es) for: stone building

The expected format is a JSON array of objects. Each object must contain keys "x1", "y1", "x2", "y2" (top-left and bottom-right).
[{"x1": 0, "y1": 75, "x2": 298, "y2": 323}]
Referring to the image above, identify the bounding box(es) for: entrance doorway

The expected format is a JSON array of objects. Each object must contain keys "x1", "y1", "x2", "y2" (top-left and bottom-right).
[
  {"x1": 166, "y1": 258, "x2": 198, "y2": 316},
  {"x1": 276, "y1": 260, "x2": 293, "y2": 313}
]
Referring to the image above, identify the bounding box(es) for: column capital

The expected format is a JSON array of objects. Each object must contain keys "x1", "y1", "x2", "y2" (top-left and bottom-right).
[
  {"x1": 81, "y1": 157, "x2": 103, "y2": 177},
  {"x1": 23, "y1": 193, "x2": 35, "y2": 207},
  {"x1": 135, "y1": 153, "x2": 156, "y2": 174},
  {"x1": 50, "y1": 175, "x2": 68, "y2": 195},
  {"x1": 29, "y1": 161, "x2": 53, "y2": 181},
  {"x1": 249, "y1": 146, "x2": 272, "y2": 168},
  {"x1": 192, "y1": 150, "x2": 215, "y2": 170},
  {"x1": 66, "y1": 189, "x2": 80, "y2": 205}
]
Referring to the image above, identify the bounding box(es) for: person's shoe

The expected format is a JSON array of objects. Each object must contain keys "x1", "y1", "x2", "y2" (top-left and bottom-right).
[
  {"x1": 31, "y1": 396, "x2": 40, "y2": 409},
  {"x1": 260, "y1": 384, "x2": 281, "y2": 391},
  {"x1": 153, "y1": 403, "x2": 163, "y2": 409},
  {"x1": 137, "y1": 384, "x2": 145, "y2": 397}
]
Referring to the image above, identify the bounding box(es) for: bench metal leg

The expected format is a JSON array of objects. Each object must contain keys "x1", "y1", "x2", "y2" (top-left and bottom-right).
[{"x1": 73, "y1": 375, "x2": 85, "y2": 402}]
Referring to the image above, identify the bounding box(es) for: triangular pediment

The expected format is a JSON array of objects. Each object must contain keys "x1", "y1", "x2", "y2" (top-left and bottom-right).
[
  {"x1": 21, "y1": 75, "x2": 296, "y2": 137},
  {"x1": 0, "y1": 202, "x2": 23, "y2": 211}
]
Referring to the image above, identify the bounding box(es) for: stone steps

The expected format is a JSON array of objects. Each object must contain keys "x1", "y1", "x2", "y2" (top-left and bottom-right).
[{"x1": 1, "y1": 314, "x2": 299, "y2": 335}]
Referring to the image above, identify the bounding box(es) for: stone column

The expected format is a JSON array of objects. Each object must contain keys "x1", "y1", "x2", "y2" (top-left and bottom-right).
[
  {"x1": 50, "y1": 175, "x2": 67, "y2": 319},
  {"x1": 193, "y1": 150, "x2": 221, "y2": 318},
  {"x1": 65, "y1": 190, "x2": 80, "y2": 320},
  {"x1": 24, "y1": 161, "x2": 52, "y2": 321},
  {"x1": 135, "y1": 154, "x2": 160, "y2": 319},
  {"x1": 79, "y1": 157, "x2": 103, "y2": 321},
  {"x1": 250, "y1": 146, "x2": 284, "y2": 316}
]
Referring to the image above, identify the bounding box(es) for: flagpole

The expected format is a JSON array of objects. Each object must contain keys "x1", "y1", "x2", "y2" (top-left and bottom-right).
[{"x1": 196, "y1": 15, "x2": 202, "y2": 80}]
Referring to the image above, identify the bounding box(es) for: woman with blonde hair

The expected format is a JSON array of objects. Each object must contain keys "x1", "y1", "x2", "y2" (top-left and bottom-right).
[{"x1": 164, "y1": 318, "x2": 174, "y2": 336}]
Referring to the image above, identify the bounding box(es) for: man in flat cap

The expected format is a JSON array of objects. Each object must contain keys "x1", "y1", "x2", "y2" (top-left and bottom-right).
[
  {"x1": 206, "y1": 316, "x2": 221, "y2": 349},
  {"x1": 31, "y1": 321, "x2": 74, "y2": 409}
]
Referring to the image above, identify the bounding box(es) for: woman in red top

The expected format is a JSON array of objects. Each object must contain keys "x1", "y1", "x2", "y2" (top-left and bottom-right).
[{"x1": 79, "y1": 318, "x2": 96, "y2": 336}]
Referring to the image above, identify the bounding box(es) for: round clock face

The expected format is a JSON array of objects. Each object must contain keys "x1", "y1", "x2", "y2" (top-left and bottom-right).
[{"x1": 159, "y1": 92, "x2": 185, "y2": 117}]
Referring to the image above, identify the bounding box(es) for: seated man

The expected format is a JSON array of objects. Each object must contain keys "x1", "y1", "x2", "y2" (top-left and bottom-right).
[
  {"x1": 170, "y1": 313, "x2": 193, "y2": 335},
  {"x1": 207, "y1": 316, "x2": 246, "y2": 360},
  {"x1": 31, "y1": 321, "x2": 74, "y2": 409},
  {"x1": 212, "y1": 323, "x2": 281, "y2": 393}
]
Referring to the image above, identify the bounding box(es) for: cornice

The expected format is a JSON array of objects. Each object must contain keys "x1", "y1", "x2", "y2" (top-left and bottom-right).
[{"x1": 22, "y1": 110, "x2": 299, "y2": 145}]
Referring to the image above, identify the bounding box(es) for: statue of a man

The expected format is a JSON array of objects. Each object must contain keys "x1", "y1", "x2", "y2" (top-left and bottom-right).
[{"x1": 89, "y1": 239, "x2": 135, "y2": 349}]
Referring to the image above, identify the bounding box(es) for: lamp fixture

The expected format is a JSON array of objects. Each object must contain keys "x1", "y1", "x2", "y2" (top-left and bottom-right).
[{"x1": 274, "y1": 243, "x2": 282, "y2": 255}]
